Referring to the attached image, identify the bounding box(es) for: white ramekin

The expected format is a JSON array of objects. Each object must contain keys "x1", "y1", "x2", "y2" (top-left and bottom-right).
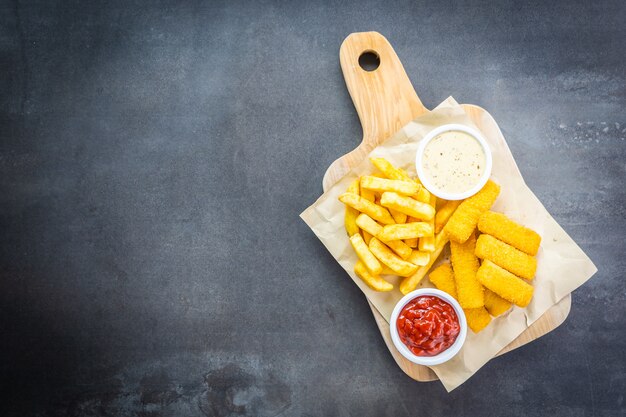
[
  {"x1": 415, "y1": 123, "x2": 492, "y2": 201},
  {"x1": 390, "y1": 288, "x2": 467, "y2": 366}
]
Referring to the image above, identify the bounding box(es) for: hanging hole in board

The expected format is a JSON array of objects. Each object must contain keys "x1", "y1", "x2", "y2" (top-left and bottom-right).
[{"x1": 358, "y1": 51, "x2": 380, "y2": 72}]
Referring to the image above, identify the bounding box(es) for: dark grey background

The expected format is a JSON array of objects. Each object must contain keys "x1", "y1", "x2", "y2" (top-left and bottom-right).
[{"x1": 1, "y1": 0, "x2": 624, "y2": 416}]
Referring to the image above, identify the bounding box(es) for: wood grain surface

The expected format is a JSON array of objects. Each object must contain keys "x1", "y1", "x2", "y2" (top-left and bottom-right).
[{"x1": 323, "y1": 31, "x2": 572, "y2": 382}]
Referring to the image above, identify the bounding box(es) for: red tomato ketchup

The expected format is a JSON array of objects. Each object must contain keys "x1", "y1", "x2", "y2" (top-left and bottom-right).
[{"x1": 396, "y1": 295, "x2": 460, "y2": 357}]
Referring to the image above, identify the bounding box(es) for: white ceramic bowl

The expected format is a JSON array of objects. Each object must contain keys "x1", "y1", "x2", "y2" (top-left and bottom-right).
[
  {"x1": 415, "y1": 123, "x2": 492, "y2": 200},
  {"x1": 390, "y1": 288, "x2": 467, "y2": 366}
]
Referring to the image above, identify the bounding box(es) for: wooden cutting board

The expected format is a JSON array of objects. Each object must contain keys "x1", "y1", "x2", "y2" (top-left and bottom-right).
[{"x1": 323, "y1": 31, "x2": 572, "y2": 382}]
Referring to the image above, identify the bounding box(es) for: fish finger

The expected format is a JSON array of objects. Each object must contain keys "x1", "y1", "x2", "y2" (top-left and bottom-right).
[
  {"x1": 476, "y1": 260, "x2": 534, "y2": 307},
  {"x1": 475, "y1": 234, "x2": 537, "y2": 280},
  {"x1": 478, "y1": 211, "x2": 541, "y2": 256},
  {"x1": 444, "y1": 180, "x2": 500, "y2": 243},
  {"x1": 451, "y1": 233, "x2": 484, "y2": 308}
]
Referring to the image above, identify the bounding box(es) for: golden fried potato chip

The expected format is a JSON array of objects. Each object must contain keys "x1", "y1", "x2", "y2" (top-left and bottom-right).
[
  {"x1": 370, "y1": 158, "x2": 412, "y2": 181},
  {"x1": 349, "y1": 233, "x2": 382, "y2": 275},
  {"x1": 344, "y1": 179, "x2": 360, "y2": 237},
  {"x1": 354, "y1": 261, "x2": 393, "y2": 292},
  {"x1": 360, "y1": 176, "x2": 420, "y2": 196},
  {"x1": 388, "y1": 208, "x2": 407, "y2": 224},
  {"x1": 355, "y1": 214, "x2": 412, "y2": 259},
  {"x1": 339, "y1": 193, "x2": 395, "y2": 225},
  {"x1": 380, "y1": 192, "x2": 435, "y2": 220},
  {"x1": 418, "y1": 194, "x2": 437, "y2": 252},
  {"x1": 369, "y1": 238, "x2": 418, "y2": 276},
  {"x1": 378, "y1": 222, "x2": 433, "y2": 241},
  {"x1": 435, "y1": 200, "x2": 461, "y2": 233},
  {"x1": 399, "y1": 231, "x2": 449, "y2": 294},
  {"x1": 407, "y1": 250, "x2": 430, "y2": 266}
]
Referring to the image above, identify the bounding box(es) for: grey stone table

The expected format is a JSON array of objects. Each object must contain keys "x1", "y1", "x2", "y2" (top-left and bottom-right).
[{"x1": 1, "y1": 1, "x2": 624, "y2": 416}]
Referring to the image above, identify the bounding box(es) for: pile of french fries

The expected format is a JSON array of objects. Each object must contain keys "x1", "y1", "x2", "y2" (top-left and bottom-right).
[{"x1": 339, "y1": 158, "x2": 542, "y2": 333}]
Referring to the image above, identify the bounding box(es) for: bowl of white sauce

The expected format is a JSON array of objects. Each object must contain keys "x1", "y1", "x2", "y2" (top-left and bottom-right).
[{"x1": 415, "y1": 124, "x2": 492, "y2": 200}]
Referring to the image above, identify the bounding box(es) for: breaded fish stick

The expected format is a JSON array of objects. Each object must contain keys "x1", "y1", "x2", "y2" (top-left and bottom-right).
[
  {"x1": 339, "y1": 193, "x2": 395, "y2": 225},
  {"x1": 478, "y1": 211, "x2": 542, "y2": 256},
  {"x1": 484, "y1": 289, "x2": 512, "y2": 317},
  {"x1": 444, "y1": 180, "x2": 501, "y2": 243},
  {"x1": 450, "y1": 233, "x2": 484, "y2": 309},
  {"x1": 354, "y1": 261, "x2": 393, "y2": 292},
  {"x1": 428, "y1": 263, "x2": 457, "y2": 299},
  {"x1": 344, "y1": 179, "x2": 360, "y2": 237},
  {"x1": 435, "y1": 200, "x2": 461, "y2": 233},
  {"x1": 475, "y1": 234, "x2": 537, "y2": 280},
  {"x1": 476, "y1": 260, "x2": 534, "y2": 307},
  {"x1": 400, "y1": 231, "x2": 449, "y2": 294},
  {"x1": 464, "y1": 307, "x2": 492, "y2": 333}
]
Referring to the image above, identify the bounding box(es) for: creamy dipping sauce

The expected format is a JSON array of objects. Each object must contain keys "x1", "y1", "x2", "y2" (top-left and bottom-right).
[{"x1": 421, "y1": 130, "x2": 486, "y2": 194}]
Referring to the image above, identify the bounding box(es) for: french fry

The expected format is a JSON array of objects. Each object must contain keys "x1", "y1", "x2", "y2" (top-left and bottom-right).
[
  {"x1": 475, "y1": 234, "x2": 537, "y2": 280},
  {"x1": 404, "y1": 216, "x2": 418, "y2": 247},
  {"x1": 428, "y1": 263, "x2": 457, "y2": 299},
  {"x1": 464, "y1": 307, "x2": 492, "y2": 333},
  {"x1": 369, "y1": 156, "x2": 432, "y2": 201},
  {"x1": 400, "y1": 231, "x2": 449, "y2": 294},
  {"x1": 389, "y1": 208, "x2": 407, "y2": 224},
  {"x1": 380, "y1": 192, "x2": 435, "y2": 220},
  {"x1": 369, "y1": 238, "x2": 418, "y2": 277},
  {"x1": 476, "y1": 260, "x2": 534, "y2": 307},
  {"x1": 338, "y1": 193, "x2": 395, "y2": 225},
  {"x1": 360, "y1": 176, "x2": 420, "y2": 196},
  {"x1": 355, "y1": 213, "x2": 383, "y2": 236},
  {"x1": 344, "y1": 179, "x2": 360, "y2": 237},
  {"x1": 360, "y1": 181, "x2": 376, "y2": 202},
  {"x1": 450, "y1": 233, "x2": 484, "y2": 309},
  {"x1": 484, "y1": 289, "x2": 512, "y2": 317},
  {"x1": 354, "y1": 261, "x2": 393, "y2": 292},
  {"x1": 378, "y1": 222, "x2": 433, "y2": 241},
  {"x1": 435, "y1": 200, "x2": 462, "y2": 233},
  {"x1": 414, "y1": 185, "x2": 431, "y2": 204},
  {"x1": 478, "y1": 211, "x2": 542, "y2": 256},
  {"x1": 381, "y1": 266, "x2": 396, "y2": 275},
  {"x1": 349, "y1": 234, "x2": 382, "y2": 275},
  {"x1": 407, "y1": 250, "x2": 430, "y2": 266},
  {"x1": 418, "y1": 194, "x2": 437, "y2": 252},
  {"x1": 362, "y1": 230, "x2": 373, "y2": 245},
  {"x1": 370, "y1": 157, "x2": 412, "y2": 181},
  {"x1": 355, "y1": 213, "x2": 412, "y2": 259},
  {"x1": 444, "y1": 180, "x2": 501, "y2": 243}
]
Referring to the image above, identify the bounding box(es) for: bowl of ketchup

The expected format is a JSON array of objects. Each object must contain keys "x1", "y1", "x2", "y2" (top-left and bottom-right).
[{"x1": 390, "y1": 288, "x2": 467, "y2": 366}]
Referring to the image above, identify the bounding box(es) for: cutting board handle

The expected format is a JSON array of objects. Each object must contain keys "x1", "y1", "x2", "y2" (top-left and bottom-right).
[{"x1": 322, "y1": 32, "x2": 428, "y2": 190}]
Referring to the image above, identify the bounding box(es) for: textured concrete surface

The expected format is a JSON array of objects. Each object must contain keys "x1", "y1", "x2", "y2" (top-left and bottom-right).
[{"x1": 1, "y1": 0, "x2": 624, "y2": 416}]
